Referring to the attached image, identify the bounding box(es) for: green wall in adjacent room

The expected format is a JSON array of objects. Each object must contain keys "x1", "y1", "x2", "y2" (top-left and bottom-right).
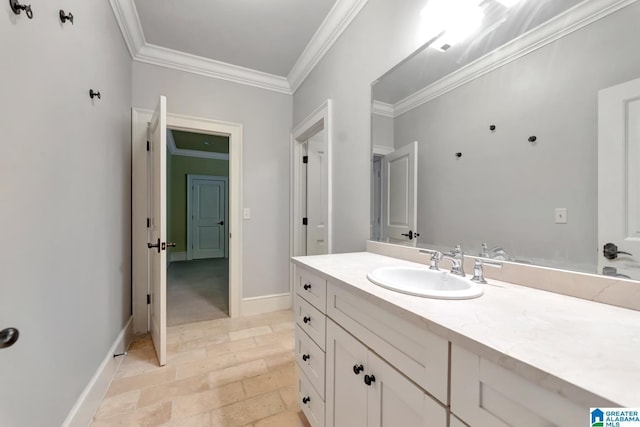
[{"x1": 169, "y1": 155, "x2": 229, "y2": 254}]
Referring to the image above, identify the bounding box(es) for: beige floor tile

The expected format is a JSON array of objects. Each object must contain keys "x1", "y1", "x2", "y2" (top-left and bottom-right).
[
  {"x1": 172, "y1": 381, "x2": 245, "y2": 419},
  {"x1": 264, "y1": 350, "x2": 295, "y2": 371},
  {"x1": 210, "y1": 391, "x2": 285, "y2": 427},
  {"x1": 137, "y1": 372, "x2": 210, "y2": 408},
  {"x1": 106, "y1": 367, "x2": 177, "y2": 397},
  {"x1": 162, "y1": 412, "x2": 211, "y2": 427},
  {"x1": 94, "y1": 390, "x2": 141, "y2": 420},
  {"x1": 242, "y1": 363, "x2": 296, "y2": 397},
  {"x1": 254, "y1": 410, "x2": 310, "y2": 427},
  {"x1": 279, "y1": 385, "x2": 299, "y2": 410},
  {"x1": 270, "y1": 321, "x2": 295, "y2": 333},
  {"x1": 229, "y1": 325, "x2": 272, "y2": 341},
  {"x1": 208, "y1": 358, "x2": 269, "y2": 388},
  {"x1": 91, "y1": 400, "x2": 172, "y2": 427},
  {"x1": 167, "y1": 348, "x2": 207, "y2": 366},
  {"x1": 206, "y1": 336, "x2": 257, "y2": 358},
  {"x1": 175, "y1": 351, "x2": 240, "y2": 380}
]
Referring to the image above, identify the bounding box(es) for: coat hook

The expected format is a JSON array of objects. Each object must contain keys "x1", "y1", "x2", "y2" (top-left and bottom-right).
[
  {"x1": 89, "y1": 89, "x2": 101, "y2": 100},
  {"x1": 59, "y1": 9, "x2": 73, "y2": 24},
  {"x1": 9, "y1": 0, "x2": 33, "y2": 19},
  {"x1": 489, "y1": 124, "x2": 496, "y2": 133},
  {"x1": 528, "y1": 135, "x2": 537, "y2": 145},
  {"x1": 455, "y1": 152, "x2": 462, "y2": 158}
]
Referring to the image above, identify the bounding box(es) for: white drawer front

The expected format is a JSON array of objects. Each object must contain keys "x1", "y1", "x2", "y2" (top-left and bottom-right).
[
  {"x1": 295, "y1": 325, "x2": 326, "y2": 399},
  {"x1": 297, "y1": 267, "x2": 327, "y2": 312},
  {"x1": 295, "y1": 295, "x2": 326, "y2": 350},
  {"x1": 298, "y1": 366, "x2": 325, "y2": 427},
  {"x1": 326, "y1": 282, "x2": 449, "y2": 405},
  {"x1": 451, "y1": 343, "x2": 586, "y2": 427}
]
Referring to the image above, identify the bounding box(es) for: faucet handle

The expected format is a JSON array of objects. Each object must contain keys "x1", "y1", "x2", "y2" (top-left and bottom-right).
[
  {"x1": 471, "y1": 259, "x2": 487, "y2": 284},
  {"x1": 419, "y1": 249, "x2": 442, "y2": 270}
]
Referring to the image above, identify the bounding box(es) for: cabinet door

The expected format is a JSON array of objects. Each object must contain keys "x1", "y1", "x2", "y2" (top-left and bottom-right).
[
  {"x1": 366, "y1": 352, "x2": 447, "y2": 427},
  {"x1": 327, "y1": 320, "x2": 368, "y2": 427}
]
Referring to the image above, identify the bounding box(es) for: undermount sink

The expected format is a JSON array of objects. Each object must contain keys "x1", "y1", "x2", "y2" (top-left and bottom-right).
[{"x1": 367, "y1": 266, "x2": 483, "y2": 299}]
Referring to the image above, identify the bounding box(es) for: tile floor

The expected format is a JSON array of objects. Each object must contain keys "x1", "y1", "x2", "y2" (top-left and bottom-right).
[
  {"x1": 167, "y1": 259, "x2": 229, "y2": 326},
  {"x1": 91, "y1": 310, "x2": 309, "y2": 427}
]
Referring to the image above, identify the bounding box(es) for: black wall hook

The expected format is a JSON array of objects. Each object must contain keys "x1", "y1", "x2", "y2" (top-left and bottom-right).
[
  {"x1": 59, "y1": 9, "x2": 73, "y2": 24},
  {"x1": 89, "y1": 89, "x2": 101, "y2": 100},
  {"x1": 528, "y1": 135, "x2": 537, "y2": 144},
  {"x1": 9, "y1": 0, "x2": 33, "y2": 19},
  {"x1": 455, "y1": 152, "x2": 462, "y2": 158}
]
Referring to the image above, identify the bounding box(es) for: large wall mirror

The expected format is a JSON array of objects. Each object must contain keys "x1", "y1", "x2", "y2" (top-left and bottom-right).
[{"x1": 371, "y1": 0, "x2": 640, "y2": 280}]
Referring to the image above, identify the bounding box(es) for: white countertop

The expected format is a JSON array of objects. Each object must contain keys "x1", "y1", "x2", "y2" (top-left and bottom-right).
[{"x1": 292, "y1": 252, "x2": 640, "y2": 408}]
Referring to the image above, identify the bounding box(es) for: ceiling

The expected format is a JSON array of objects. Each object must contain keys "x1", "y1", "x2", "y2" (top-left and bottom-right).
[
  {"x1": 171, "y1": 130, "x2": 229, "y2": 154},
  {"x1": 111, "y1": 0, "x2": 368, "y2": 93},
  {"x1": 134, "y1": 0, "x2": 338, "y2": 77}
]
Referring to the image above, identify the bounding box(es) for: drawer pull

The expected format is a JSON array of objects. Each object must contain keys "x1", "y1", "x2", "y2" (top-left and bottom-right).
[
  {"x1": 303, "y1": 316, "x2": 311, "y2": 324},
  {"x1": 364, "y1": 374, "x2": 376, "y2": 386},
  {"x1": 302, "y1": 354, "x2": 310, "y2": 362},
  {"x1": 303, "y1": 283, "x2": 312, "y2": 291},
  {"x1": 353, "y1": 364, "x2": 364, "y2": 375},
  {"x1": 302, "y1": 396, "x2": 311, "y2": 404}
]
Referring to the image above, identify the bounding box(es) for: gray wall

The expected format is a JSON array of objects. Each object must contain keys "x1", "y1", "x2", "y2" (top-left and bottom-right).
[
  {"x1": 393, "y1": 4, "x2": 640, "y2": 271},
  {"x1": 0, "y1": 1, "x2": 132, "y2": 425},
  {"x1": 293, "y1": 0, "x2": 427, "y2": 253},
  {"x1": 133, "y1": 62, "x2": 292, "y2": 298},
  {"x1": 372, "y1": 114, "x2": 394, "y2": 150}
]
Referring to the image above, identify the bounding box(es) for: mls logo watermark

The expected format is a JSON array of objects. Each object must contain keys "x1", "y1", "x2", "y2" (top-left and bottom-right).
[{"x1": 591, "y1": 408, "x2": 640, "y2": 426}]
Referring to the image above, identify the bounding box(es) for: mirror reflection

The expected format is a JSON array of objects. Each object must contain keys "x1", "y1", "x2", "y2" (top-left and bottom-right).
[{"x1": 371, "y1": 0, "x2": 640, "y2": 280}]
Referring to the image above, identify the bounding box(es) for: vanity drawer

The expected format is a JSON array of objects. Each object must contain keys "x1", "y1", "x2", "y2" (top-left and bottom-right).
[
  {"x1": 298, "y1": 366, "x2": 325, "y2": 427},
  {"x1": 296, "y1": 267, "x2": 327, "y2": 312},
  {"x1": 326, "y1": 282, "x2": 449, "y2": 404},
  {"x1": 451, "y1": 343, "x2": 586, "y2": 427},
  {"x1": 295, "y1": 325, "x2": 326, "y2": 399},
  {"x1": 295, "y1": 295, "x2": 326, "y2": 350}
]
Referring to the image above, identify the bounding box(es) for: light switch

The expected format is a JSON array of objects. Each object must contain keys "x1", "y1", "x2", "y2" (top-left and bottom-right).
[
  {"x1": 243, "y1": 208, "x2": 251, "y2": 220},
  {"x1": 555, "y1": 208, "x2": 567, "y2": 224}
]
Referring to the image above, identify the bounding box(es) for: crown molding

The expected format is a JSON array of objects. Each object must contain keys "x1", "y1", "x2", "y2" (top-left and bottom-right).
[
  {"x1": 288, "y1": 0, "x2": 370, "y2": 93},
  {"x1": 109, "y1": 0, "x2": 369, "y2": 95},
  {"x1": 371, "y1": 101, "x2": 394, "y2": 118},
  {"x1": 392, "y1": 0, "x2": 637, "y2": 117},
  {"x1": 109, "y1": 0, "x2": 145, "y2": 57},
  {"x1": 136, "y1": 44, "x2": 291, "y2": 94},
  {"x1": 167, "y1": 130, "x2": 230, "y2": 161}
]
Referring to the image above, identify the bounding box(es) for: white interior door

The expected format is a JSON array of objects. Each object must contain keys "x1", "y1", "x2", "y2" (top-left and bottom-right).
[
  {"x1": 598, "y1": 77, "x2": 640, "y2": 279},
  {"x1": 148, "y1": 96, "x2": 167, "y2": 366},
  {"x1": 382, "y1": 141, "x2": 418, "y2": 242},
  {"x1": 305, "y1": 133, "x2": 328, "y2": 255},
  {"x1": 190, "y1": 176, "x2": 226, "y2": 259}
]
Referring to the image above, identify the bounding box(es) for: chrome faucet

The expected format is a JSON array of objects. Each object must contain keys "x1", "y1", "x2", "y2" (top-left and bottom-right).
[
  {"x1": 440, "y1": 255, "x2": 465, "y2": 276},
  {"x1": 447, "y1": 244, "x2": 464, "y2": 259},
  {"x1": 470, "y1": 259, "x2": 487, "y2": 284}
]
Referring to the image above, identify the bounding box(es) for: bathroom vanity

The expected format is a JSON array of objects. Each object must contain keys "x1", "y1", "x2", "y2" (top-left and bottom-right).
[{"x1": 292, "y1": 249, "x2": 640, "y2": 427}]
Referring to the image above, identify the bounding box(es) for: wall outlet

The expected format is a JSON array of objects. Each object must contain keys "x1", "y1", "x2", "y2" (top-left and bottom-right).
[
  {"x1": 243, "y1": 208, "x2": 251, "y2": 220},
  {"x1": 555, "y1": 208, "x2": 567, "y2": 224}
]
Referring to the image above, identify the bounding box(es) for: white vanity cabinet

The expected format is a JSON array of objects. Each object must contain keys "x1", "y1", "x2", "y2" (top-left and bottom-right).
[
  {"x1": 450, "y1": 344, "x2": 587, "y2": 427},
  {"x1": 326, "y1": 319, "x2": 447, "y2": 427},
  {"x1": 295, "y1": 266, "x2": 328, "y2": 427}
]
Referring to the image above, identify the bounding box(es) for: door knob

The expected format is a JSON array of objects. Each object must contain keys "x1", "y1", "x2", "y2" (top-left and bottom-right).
[
  {"x1": 603, "y1": 242, "x2": 633, "y2": 260},
  {"x1": 0, "y1": 327, "x2": 19, "y2": 349},
  {"x1": 400, "y1": 230, "x2": 419, "y2": 240},
  {"x1": 353, "y1": 364, "x2": 364, "y2": 375},
  {"x1": 217, "y1": 220, "x2": 224, "y2": 226},
  {"x1": 302, "y1": 354, "x2": 310, "y2": 362},
  {"x1": 147, "y1": 238, "x2": 161, "y2": 253},
  {"x1": 303, "y1": 316, "x2": 311, "y2": 324},
  {"x1": 166, "y1": 242, "x2": 176, "y2": 248},
  {"x1": 302, "y1": 396, "x2": 311, "y2": 404}
]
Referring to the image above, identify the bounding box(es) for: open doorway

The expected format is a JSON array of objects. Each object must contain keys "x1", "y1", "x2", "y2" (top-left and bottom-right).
[{"x1": 166, "y1": 129, "x2": 230, "y2": 326}]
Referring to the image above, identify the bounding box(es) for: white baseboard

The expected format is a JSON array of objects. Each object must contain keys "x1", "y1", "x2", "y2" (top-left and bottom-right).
[
  {"x1": 61, "y1": 317, "x2": 134, "y2": 427},
  {"x1": 241, "y1": 293, "x2": 292, "y2": 316},
  {"x1": 170, "y1": 251, "x2": 187, "y2": 263}
]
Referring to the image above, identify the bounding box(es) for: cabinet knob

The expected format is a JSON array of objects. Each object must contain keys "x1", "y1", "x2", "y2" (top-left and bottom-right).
[
  {"x1": 353, "y1": 364, "x2": 364, "y2": 375},
  {"x1": 364, "y1": 374, "x2": 376, "y2": 386},
  {"x1": 303, "y1": 283, "x2": 312, "y2": 291},
  {"x1": 303, "y1": 316, "x2": 311, "y2": 324},
  {"x1": 302, "y1": 396, "x2": 311, "y2": 404},
  {"x1": 302, "y1": 354, "x2": 310, "y2": 362}
]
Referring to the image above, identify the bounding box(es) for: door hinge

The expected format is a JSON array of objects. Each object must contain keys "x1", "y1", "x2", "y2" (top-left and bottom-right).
[
  {"x1": 303, "y1": 155, "x2": 308, "y2": 164},
  {"x1": 146, "y1": 141, "x2": 150, "y2": 151},
  {"x1": 302, "y1": 217, "x2": 308, "y2": 226},
  {"x1": 146, "y1": 218, "x2": 150, "y2": 228},
  {"x1": 146, "y1": 294, "x2": 151, "y2": 305}
]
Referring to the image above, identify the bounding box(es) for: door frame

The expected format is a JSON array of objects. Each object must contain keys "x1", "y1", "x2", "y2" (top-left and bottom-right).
[
  {"x1": 132, "y1": 108, "x2": 243, "y2": 333},
  {"x1": 290, "y1": 99, "x2": 333, "y2": 259},
  {"x1": 186, "y1": 174, "x2": 229, "y2": 260}
]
